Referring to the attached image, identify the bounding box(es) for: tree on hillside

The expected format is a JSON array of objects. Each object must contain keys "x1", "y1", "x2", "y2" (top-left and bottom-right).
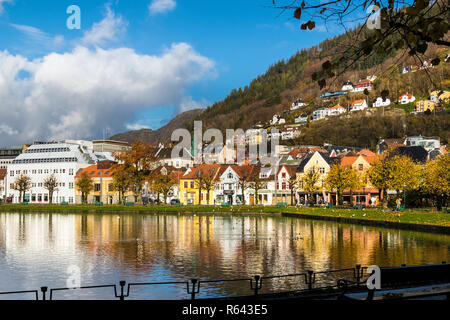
[
  {"x1": 302, "y1": 167, "x2": 321, "y2": 206},
  {"x1": 13, "y1": 175, "x2": 32, "y2": 203},
  {"x1": 43, "y1": 174, "x2": 59, "y2": 204},
  {"x1": 76, "y1": 173, "x2": 94, "y2": 204},
  {"x1": 273, "y1": 0, "x2": 449, "y2": 88},
  {"x1": 422, "y1": 155, "x2": 449, "y2": 210}
]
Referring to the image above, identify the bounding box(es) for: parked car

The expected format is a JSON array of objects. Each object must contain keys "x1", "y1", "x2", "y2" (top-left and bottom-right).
[{"x1": 170, "y1": 199, "x2": 180, "y2": 205}]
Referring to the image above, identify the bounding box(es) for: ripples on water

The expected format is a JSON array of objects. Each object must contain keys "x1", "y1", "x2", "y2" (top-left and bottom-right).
[{"x1": 0, "y1": 212, "x2": 449, "y2": 300}]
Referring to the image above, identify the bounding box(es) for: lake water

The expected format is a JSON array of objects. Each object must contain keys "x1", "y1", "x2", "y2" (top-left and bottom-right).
[{"x1": 0, "y1": 212, "x2": 449, "y2": 300}]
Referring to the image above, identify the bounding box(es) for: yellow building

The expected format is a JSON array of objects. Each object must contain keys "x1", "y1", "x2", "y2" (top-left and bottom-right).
[
  {"x1": 430, "y1": 90, "x2": 450, "y2": 103},
  {"x1": 415, "y1": 100, "x2": 437, "y2": 113},
  {"x1": 179, "y1": 164, "x2": 222, "y2": 205},
  {"x1": 74, "y1": 162, "x2": 134, "y2": 204}
]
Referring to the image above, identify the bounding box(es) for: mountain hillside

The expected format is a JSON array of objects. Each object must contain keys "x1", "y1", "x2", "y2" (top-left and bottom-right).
[{"x1": 110, "y1": 109, "x2": 203, "y2": 145}]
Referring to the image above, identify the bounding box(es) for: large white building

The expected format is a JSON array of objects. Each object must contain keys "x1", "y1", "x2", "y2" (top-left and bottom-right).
[{"x1": 5, "y1": 142, "x2": 114, "y2": 204}]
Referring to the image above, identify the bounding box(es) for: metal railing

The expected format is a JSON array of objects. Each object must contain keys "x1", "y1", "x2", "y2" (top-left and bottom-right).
[{"x1": 0, "y1": 264, "x2": 368, "y2": 300}]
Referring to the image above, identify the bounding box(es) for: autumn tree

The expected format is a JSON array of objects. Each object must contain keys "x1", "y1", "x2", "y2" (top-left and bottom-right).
[
  {"x1": 248, "y1": 166, "x2": 267, "y2": 205},
  {"x1": 114, "y1": 140, "x2": 156, "y2": 204},
  {"x1": 195, "y1": 166, "x2": 218, "y2": 205},
  {"x1": 111, "y1": 166, "x2": 133, "y2": 205},
  {"x1": 326, "y1": 164, "x2": 360, "y2": 205},
  {"x1": 422, "y1": 155, "x2": 449, "y2": 210},
  {"x1": 236, "y1": 166, "x2": 254, "y2": 205},
  {"x1": 273, "y1": 0, "x2": 449, "y2": 89},
  {"x1": 43, "y1": 174, "x2": 59, "y2": 204},
  {"x1": 302, "y1": 167, "x2": 321, "y2": 206},
  {"x1": 149, "y1": 173, "x2": 175, "y2": 205},
  {"x1": 13, "y1": 175, "x2": 32, "y2": 203},
  {"x1": 76, "y1": 172, "x2": 93, "y2": 204},
  {"x1": 287, "y1": 175, "x2": 298, "y2": 206}
]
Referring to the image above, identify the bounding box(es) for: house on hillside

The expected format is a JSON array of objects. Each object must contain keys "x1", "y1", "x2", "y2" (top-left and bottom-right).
[
  {"x1": 415, "y1": 100, "x2": 437, "y2": 113},
  {"x1": 341, "y1": 80, "x2": 354, "y2": 91},
  {"x1": 350, "y1": 100, "x2": 368, "y2": 112},
  {"x1": 215, "y1": 165, "x2": 255, "y2": 205},
  {"x1": 352, "y1": 79, "x2": 373, "y2": 92},
  {"x1": 155, "y1": 146, "x2": 194, "y2": 169},
  {"x1": 275, "y1": 165, "x2": 298, "y2": 205},
  {"x1": 281, "y1": 127, "x2": 300, "y2": 140},
  {"x1": 398, "y1": 93, "x2": 415, "y2": 105},
  {"x1": 430, "y1": 90, "x2": 450, "y2": 104},
  {"x1": 291, "y1": 98, "x2": 306, "y2": 110},
  {"x1": 295, "y1": 114, "x2": 308, "y2": 123},
  {"x1": 376, "y1": 138, "x2": 405, "y2": 154},
  {"x1": 328, "y1": 105, "x2": 346, "y2": 116},
  {"x1": 312, "y1": 108, "x2": 329, "y2": 121},
  {"x1": 372, "y1": 96, "x2": 391, "y2": 108},
  {"x1": 404, "y1": 136, "x2": 440, "y2": 152},
  {"x1": 270, "y1": 114, "x2": 286, "y2": 125}
]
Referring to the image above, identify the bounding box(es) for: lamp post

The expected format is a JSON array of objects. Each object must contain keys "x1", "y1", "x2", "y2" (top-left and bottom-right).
[{"x1": 403, "y1": 182, "x2": 406, "y2": 209}]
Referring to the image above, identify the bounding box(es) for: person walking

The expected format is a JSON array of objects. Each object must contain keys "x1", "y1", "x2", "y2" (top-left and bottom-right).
[{"x1": 396, "y1": 198, "x2": 402, "y2": 211}]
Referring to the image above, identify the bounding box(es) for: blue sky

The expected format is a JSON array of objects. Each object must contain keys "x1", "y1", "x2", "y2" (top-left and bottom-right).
[{"x1": 0, "y1": 0, "x2": 344, "y2": 144}]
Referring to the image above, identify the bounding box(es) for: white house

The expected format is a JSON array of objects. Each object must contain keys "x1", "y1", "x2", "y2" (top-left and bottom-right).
[
  {"x1": 5, "y1": 142, "x2": 112, "y2": 204},
  {"x1": 328, "y1": 105, "x2": 346, "y2": 116},
  {"x1": 215, "y1": 165, "x2": 255, "y2": 205},
  {"x1": 295, "y1": 114, "x2": 308, "y2": 123},
  {"x1": 372, "y1": 97, "x2": 391, "y2": 108},
  {"x1": 291, "y1": 98, "x2": 306, "y2": 111},
  {"x1": 312, "y1": 108, "x2": 329, "y2": 121},
  {"x1": 270, "y1": 115, "x2": 286, "y2": 125},
  {"x1": 352, "y1": 79, "x2": 373, "y2": 92},
  {"x1": 404, "y1": 135, "x2": 440, "y2": 152},
  {"x1": 350, "y1": 100, "x2": 368, "y2": 112},
  {"x1": 281, "y1": 127, "x2": 300, "y2": 140},
  {"x1": 155, "y1": 146, "x2": 194, "y2": 168},
  {"x1": 341, "y1": 80, "x2": 354, "y2": 91},
  {"x1": 398, "y1": 93, "x2": 415, "y2": 104}
]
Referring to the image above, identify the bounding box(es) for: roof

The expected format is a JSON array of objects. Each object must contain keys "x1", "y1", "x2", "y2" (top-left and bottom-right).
[
  {"x1": 278, "y1": 165, "x2": 298, "y2": 177},
  {"x1": 395, "y1": 146, "x2": 428, "y2": 162},
  {"x1": 352, "y1": 100, "x2": 366, "y2": 106},
  {"x1": 358, "y1": 149, "x2": 376, "y2": 157},
  {"x1": 340, "y1": 156, "x2": 359, "y2": 167},
  {"x1": 181, "y1": 164, "x2": 222, "y2": 180},
  {"x1": 380, "y1": 138, "x2": 405, "y2": 148},
  {"x1": 75, "y1": 164, "x2": 116, "y2": 178},
  {"x1": 329, "y1": 105, "x2": 345, "y2": 110}
]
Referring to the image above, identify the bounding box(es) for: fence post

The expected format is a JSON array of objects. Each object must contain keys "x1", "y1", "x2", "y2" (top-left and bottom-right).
[
  {"x1": 355, "y1": 264, "x2": 362, "y2": 286},
  {"x1": 187, "y1": 279, "x2": 199, "y2": 300},
  {"x1": 119, "y1": 281, "x2": 126, "y2": 301},
  {"x1": 306, "y1": 270, "x2": 314, "y2": 291},
  {"x1": 41, "y1": 287, "x2": 48, "y2": 301},
  {"x1": 250, "y1": 275, "x2": 261, "y2": 296}
]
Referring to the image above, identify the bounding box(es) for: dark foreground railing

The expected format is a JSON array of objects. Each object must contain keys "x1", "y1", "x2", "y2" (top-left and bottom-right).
[{"x1": 0, "y1": 263, "x2": 447, "y2": 300}]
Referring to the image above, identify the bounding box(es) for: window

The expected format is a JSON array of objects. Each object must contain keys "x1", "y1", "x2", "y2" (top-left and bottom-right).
[
  {"x1": 69, "y1": 182, "x2": 74, "y2": 189},
  {"x1": 359, "y1": 164, "x2": 364, "y2": 171},
  {"x1": 10, "y1": 171, "x2": 14, "y2": 177},
  {"x1": 38, "y1": 169, "x2": 42, "y2": 174},
  {"x1": 69, "y1": 197, "x2": 74, "y2": 204},
  {"x1": 61, "y1": 169, "x2": 66, "y2": 174},
  {"x1": 23, "y1": 170, "x2": 28, "y2": 175},
  {"x1": 32, "y1": 170, "x2": 36, "y2": 174},
  {"x1": 69, "y1": 169, "x2": 74, "y2": 175},
  {"x1": 228, "y1": 173, "x2": 233, "y2": 179},
  {"x1": 282, "y1": 182, "x2": 286, "y2": 190},
  {"x1": 319, "y1": 168, "x2": 325, "y2": 174},
  {"x1": 190, "y1": 181, "x2": 194, "y2": 189},
  {"x1": 44, "y1": 194, "x2": 48, "y2": 202},
  {"x1": 16, "y1": 170, "x2": 20, "y2": 175},
  {"x1": 44, "y1": 169, "x2": 49, "y2": 174},
  {"x1": 108, "y1": 183, "x2": 113, "y2": 192},
  {"x1": 54, "y1": 169, "x2": 58, "y2": 173},
  {"x1": 184, "y1": 181, "x2": 188, "y2": 188},
  {"x1": 94, "y1": 183, "x2": 101, "y2": 192},
  {"x1": 282, "y1": 172, "x2": 286, "y2": 178},
  {"x1": 38, "y1": 183, "x2": 42, "y2": 187},
  {"x1": 32, "y1": 183, "x2": 36, "y2": 187}
]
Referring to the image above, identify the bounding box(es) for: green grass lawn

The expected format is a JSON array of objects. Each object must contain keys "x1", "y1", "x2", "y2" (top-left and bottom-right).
[{"x1": 0, "y1": 204, "x2": 448, "y2": 227}]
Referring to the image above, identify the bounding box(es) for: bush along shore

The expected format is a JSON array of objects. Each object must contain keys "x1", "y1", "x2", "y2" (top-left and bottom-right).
[{"x1": 0, "y1": 204, "x2": 449, "y2": 233}]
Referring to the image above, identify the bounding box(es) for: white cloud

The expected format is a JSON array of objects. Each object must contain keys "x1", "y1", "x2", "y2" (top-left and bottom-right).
[
  {"x1": 125, "y1": 123, "x2": 151, "y2": 131},
  {"x1": 10, "y1": 23, "x2": 65, "y2": 47},
  {"x1": 80, "y1": 6, "x2": 127, "y2": 46},
  {"x1": 149, "y1": 0, "x2": 176, "y2": 15},
  {"x1": 179, "y1": 96, "x2": 210, "y2": 113},
  {"x1": 0, "y1": 43, "x2": 215, "y2": 146},
  {"x1": 0, "y1": 0, "x2": 12, "y2": 14}
]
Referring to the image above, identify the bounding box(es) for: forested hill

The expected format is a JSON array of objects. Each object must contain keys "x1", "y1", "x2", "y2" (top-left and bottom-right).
[{"x1": 114, "y1": 26, "x2": 449, "y2": 146}]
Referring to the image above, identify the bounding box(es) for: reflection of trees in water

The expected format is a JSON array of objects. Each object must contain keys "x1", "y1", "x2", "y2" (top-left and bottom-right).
[{"x1": 0, "y1": 213, "x2": 449, "y2": 297}]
